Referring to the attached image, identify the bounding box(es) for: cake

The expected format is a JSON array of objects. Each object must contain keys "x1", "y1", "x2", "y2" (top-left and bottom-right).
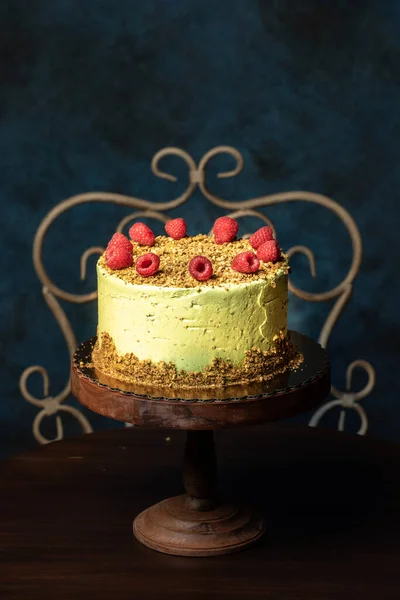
[{"x1": 91, "y1": 217, "x2": 302, "y2": 391}]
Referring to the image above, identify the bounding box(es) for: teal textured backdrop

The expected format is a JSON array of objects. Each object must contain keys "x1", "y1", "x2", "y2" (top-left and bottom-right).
[{"x1": 1, "y1": 0, "x2": 400, "y2": 459}]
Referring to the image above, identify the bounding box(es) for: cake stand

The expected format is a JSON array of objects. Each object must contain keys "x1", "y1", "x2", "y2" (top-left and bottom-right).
[{"x1": 71, "y1": 331, "x2": 330, "y2": 557}]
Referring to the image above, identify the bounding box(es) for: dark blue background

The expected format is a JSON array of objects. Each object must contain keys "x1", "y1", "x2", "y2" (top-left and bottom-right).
[{"x1": 2, "y1": 0, "x2": 400, "y2": 460}]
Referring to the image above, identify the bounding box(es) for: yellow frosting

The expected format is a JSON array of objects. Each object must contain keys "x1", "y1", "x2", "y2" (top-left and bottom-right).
[{"x1": 96, "y1": 262, "x2": 288, "y2": 372}]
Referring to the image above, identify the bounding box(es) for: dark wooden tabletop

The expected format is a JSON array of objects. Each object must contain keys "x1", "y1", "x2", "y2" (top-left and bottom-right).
[{"x1": 0, "y1": 425, "x2": 399, "y2": 600}]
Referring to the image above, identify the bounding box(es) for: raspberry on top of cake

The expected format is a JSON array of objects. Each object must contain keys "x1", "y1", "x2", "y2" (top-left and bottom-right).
[{"x1": 100, "y1": 216, "x2": 289, "y2": 289}]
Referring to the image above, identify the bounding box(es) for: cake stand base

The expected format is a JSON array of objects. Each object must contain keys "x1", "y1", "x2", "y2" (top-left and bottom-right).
[
  {"x1": 133, "y1": 494, "x2": 265, "y2": 557},
  {"x1": 132, "y1": 430, "x2": 266, "y2": 556}
]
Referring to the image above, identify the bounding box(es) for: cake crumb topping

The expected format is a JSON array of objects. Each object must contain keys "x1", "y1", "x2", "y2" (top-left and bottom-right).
[{"x1": 99, "y1": 234, "x2": 289, "y2": 288}]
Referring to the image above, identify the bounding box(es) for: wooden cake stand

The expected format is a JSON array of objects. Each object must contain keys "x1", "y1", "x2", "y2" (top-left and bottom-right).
[{"x1": 71, "y1": 331, "x2": 330, "y2": 557}]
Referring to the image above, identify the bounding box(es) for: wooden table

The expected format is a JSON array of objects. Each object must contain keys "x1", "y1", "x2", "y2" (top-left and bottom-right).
[{"x1": 0, "y1": 425, "x2": 399, "y2": 599}]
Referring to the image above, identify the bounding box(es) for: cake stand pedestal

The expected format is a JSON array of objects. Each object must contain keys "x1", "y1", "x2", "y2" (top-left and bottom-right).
[{"x1": 71, "y1": 331, "x2": 330, "y2": 556}]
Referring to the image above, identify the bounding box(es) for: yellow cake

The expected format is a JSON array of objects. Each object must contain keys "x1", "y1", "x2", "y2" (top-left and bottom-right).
[{"x1": 92, "y1": 222, "x2": 301, "y2": 390}]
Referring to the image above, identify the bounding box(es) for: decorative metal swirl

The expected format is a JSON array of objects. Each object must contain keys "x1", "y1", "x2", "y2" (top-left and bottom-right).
[{"x1": 20, "y1": 146, "x2": 375, "y2": 442}]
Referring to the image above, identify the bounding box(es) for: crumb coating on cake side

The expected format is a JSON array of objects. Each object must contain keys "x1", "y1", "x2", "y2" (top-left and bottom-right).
[{"x1": 92, "y1": 331, "x2": 303, "y2": 389}]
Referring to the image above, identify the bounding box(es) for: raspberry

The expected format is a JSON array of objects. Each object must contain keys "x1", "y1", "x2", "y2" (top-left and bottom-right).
[
  {"x1": 105, "y1": 233, "x2": 133, "y2": 269},
  {"x1": 107, "y1": 232, "x2": 132, "y2": 253},
  {"x1": 257, "y1": 240, "x2": 281, "y2": 263},
  {"x1": 231, "y1": 251, "x2": 260, "y2": 274},
  {"x1": 105, "y1": 245, "x2": 133, "y2": 270},
  {"x1": 165, "y1": 217, "x2": 187, "y2": 240},
  {"x1": 135, "y1": 253, "x2": 160, "y2": 277},
  {"x1": 249, "y1": 226, "x2": 274, "y2": 249},
  {"x1": 129, "y1": 222, "x2": 155, "y2": 246},
  {"x1": 213, "y1": 216, "x2": 239, "y2": 244},
  {"x1": 189, "y1": 255, "x2": 213, "y2": 281}
]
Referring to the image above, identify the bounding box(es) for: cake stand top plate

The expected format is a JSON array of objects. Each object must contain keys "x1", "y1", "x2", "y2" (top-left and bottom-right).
[{"x1": 71, "y1": 331, "x2": 330, "y2": 430}]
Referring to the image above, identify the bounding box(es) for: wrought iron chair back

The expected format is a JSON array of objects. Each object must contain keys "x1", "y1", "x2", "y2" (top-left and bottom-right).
[{"x1": 20, "y1": 146, "x2": 375, "y2": 443}]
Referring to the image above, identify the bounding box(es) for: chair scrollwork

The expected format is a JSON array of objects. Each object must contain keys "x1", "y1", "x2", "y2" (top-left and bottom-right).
[{"x1": 20, "y1": 146, "x2": 375, "y2": 442}]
